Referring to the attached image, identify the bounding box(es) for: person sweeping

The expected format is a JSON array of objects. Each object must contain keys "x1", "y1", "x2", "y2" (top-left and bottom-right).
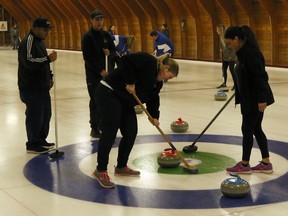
[{"x1": 92, "y1": 52, "x2": 179, "y2": 188}]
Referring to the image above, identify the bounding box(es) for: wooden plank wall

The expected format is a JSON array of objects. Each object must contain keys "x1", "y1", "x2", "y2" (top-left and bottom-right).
[{"x1": 0, "y1": 0, "x2": 288, "y2": 67}]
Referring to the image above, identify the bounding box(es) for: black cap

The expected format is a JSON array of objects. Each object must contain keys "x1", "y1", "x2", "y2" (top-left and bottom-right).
[
  {"x1": 33, "y1": 17, "x2": 54, "y2": 29},
  {"x1": 91, "y1": 10, "x2": 104, "y2": 19}
]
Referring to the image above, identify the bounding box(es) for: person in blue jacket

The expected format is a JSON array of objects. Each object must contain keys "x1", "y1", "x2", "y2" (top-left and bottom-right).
[
  {"x1": 150, "y1": 30, "x2": 174, "y2": 57},
  {"x1": 110, "y1": 34, "x2": 135, "y2": 68}
]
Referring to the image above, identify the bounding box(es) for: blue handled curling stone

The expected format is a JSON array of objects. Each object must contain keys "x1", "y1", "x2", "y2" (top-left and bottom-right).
[
  {"x1": 157, "y1": 148, "x2": 181, "y2": 168},
  {"x1": 214, "y1": 90, "x2": 227, "y2": 101},
  {"x1": 170, "y1": 118, "x2": 189, "y2": 132},
  {"x1": 134, "y1": 105, "x2": 143, "y2": 114},
  {"x1": 221, "y1": 173, "x2": 250, "y2": 198}
]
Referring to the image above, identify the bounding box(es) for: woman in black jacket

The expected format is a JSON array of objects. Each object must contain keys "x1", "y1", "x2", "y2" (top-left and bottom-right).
[
  {"x1": 92, "y1": 52, "x2": 179, "y2": 188},
  {"x1": 224, "y1": 25, "x2": 274, "y2": 174}
]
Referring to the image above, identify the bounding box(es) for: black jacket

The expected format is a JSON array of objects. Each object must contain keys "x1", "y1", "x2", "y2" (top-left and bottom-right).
[
  {"x1": 234, "y1": 43, "x2": 274, "y2": 115},
  {"x1": 103, "y1": 52, "x2": 163, "y2": 119},
  {"x1": 18, "y1": 30, "x2": 52, "y2": 91},
  {"x1": 81, "y1": 28, "x2": 115, "y2": 82}
]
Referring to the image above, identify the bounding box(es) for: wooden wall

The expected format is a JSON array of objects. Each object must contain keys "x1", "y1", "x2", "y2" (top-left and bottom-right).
[{"x1": 1, "y1": 0, "x2": 288, "y2": 66}]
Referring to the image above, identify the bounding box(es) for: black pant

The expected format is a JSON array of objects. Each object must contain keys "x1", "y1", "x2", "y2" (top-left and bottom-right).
[
  {"x1": 222, "y1": 60, "x2": 236, "y2": 85},
  {"x1": 241, "y1": 112, "x2": 270, "y2": 161},
  {"x1": 87, "y1": 80, "x2": 101, "y2": 131},
  {"x1": 95, "y1": 83, "x2": 137, "y2": 171},
  {"x1": 20, "y1": 90, "x2": 51, "y2": 147}
]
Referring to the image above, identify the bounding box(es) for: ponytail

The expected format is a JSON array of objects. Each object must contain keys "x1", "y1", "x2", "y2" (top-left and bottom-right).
[{"x1": 225, "y1": 25, "x2": 260, "y2": 50}]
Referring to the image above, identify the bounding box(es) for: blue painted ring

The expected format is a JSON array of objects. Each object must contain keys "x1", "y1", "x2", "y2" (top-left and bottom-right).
[{"x1": 24, "y1": 134, "x2": 288, "y2": 209}]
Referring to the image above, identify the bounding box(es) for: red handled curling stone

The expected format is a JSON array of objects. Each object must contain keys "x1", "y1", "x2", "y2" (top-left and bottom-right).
[
  {"x1": 221, "y1": 173, "x2": 250, "y2": 198},
  {"x1": 214, "y1": 90, "x2": 227, "y2": 101},
  {"x1": 170, "y1": 118, "x2": 189, "y2": 133},
  {"x1": 134, "y1": 105, "x2": 143, "y2": 114},
  {"x1": 157, "y1": 148, "x2": 181, "y2": 168}
]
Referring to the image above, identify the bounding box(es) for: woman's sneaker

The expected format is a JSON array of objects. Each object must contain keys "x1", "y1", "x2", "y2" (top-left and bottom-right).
[
  {"x1": 114, "y1": 166, "x2": 140, "y2": 176},
  {"x1": 92, "y1": 170, "x2": 115, "y2": 189},
  {"x1": 251, "y1": 162, "x2": 273, "y2": 174},
  {"x1": 226, "y1": 162, "x2": 252, "y2": 174}
]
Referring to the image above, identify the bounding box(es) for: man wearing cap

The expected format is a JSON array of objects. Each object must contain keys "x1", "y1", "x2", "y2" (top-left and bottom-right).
[
  {"x1": 18, "y1": 17, "x2": 57, "y2": 154},
  {"x1": 82, "y1": 10, "x2": 115, "y2": 138}
]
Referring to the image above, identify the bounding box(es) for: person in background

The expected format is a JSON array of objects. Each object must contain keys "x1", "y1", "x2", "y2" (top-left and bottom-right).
[
  {"x1": 107, "y1": 25, "x2": 118, "y2": 72},
  {"x1": 110, "y1": 34, "x2": 135, "y2": 68},
  {"x1": 82, "y1": 9, "x2": 115, "y2": 138},
  {"x1": 216, "y1": 24, "x2": 237, "y2": 91},
  {"x1": 92, "y1": 53, "x2": 179, "y2": 188},
  {"x1": 18, "y1": 17, "x2": 57, "y2": 154},
  {"x1": 224, "y1": 25, "x2": 275, "y2": 174},
  {"x1": 161, "y1": 23, "x2": 170, "y2": 39},
  {"x1": 150, "y1": 30, "x2": 174, "y2": 57},
  {"x1": 10, "y1": 23, "x2": 20, "y2": 50},
  {"x1": 108, "y1": 25, "x2": 116, "y2": 36}
]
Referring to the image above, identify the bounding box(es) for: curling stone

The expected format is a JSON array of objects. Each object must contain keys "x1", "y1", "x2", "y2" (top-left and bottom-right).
[
  {"x1": 157, "y1": 148, "x2": 181, "y2": 168},
  {"x1": 214, "y1": 90, "x2": 227, "y2": 101},
  {"x1": 170, "y1": 118, "x2": 189, "y2": 132},
  {"x1": 134, "y1": 105, "x2": 143, "y2": 114},
  {"x1": 221, "y1": 173, "x2": 250, "y2": 198}
]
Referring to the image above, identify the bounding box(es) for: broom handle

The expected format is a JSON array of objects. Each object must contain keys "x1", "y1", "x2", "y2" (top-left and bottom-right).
[
  {"x1": 52, "y1": 61, "x2": 59, "y2": 149},
  {"x1": 191, "y1": 92, "x2": 235, "y2": 146},
  {"x1": 105, "y1": 55, "x2": 108, "y2": 72},
  {"x1": 132, "y1": 92, "x2": 191, "y2": 168}
]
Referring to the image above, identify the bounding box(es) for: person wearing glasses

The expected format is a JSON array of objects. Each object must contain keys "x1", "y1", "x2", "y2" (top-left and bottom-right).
[{"x1": 18, "y1": 17, "x2": 57, "y2": 154}]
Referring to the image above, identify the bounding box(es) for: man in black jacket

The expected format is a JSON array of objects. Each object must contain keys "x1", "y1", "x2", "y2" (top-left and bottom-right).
[
  {"x1": 18, "y1": 17, "x2": 57, "y2": 154},
  {"x1": 82, "y1": 10, "x2": 115, "y2": 138}
]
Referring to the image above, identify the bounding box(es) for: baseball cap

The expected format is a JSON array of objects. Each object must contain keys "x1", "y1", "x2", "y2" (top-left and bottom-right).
[
  {"x1": 91, "y1": 10, "x2": 104, "y2": 19},
  {"x1": 33, "y1": 17, "x2": 54, "y2": 29}
]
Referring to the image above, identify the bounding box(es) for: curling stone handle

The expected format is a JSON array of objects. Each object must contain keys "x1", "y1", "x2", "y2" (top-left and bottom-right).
[
  {"x1": 164, "y1": 148, "x2": 175, "y2": 153},
  {"x1": 230, "y1": 173, "x2": 242, "y2": 183}
]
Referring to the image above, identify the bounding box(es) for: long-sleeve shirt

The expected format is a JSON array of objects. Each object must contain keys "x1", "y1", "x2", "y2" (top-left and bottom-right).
[
  {"x1": 103, "y1": 52, "x2": 163, "y2": 119},
  {"x1": 154, "y1": 31, "x2": 174, "y2": 57},
  {"x1": 18, "y1": 30, "x2": 52, "y2": 91},
  {"x1": 82, "y1": 28, "x2": 115, "y2": 81},
  {"x1": 234, "y1": 43, "x2": 274, "y2": 114}
]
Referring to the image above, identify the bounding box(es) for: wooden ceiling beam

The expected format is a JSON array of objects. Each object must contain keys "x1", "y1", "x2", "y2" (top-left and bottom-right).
[
  {"x1": 216, "y1": 0, "x2": 237, "y2": 25},
  {"x1": 135, "y1": 0, "x2": 158, "y2": 30},
  {"x1": 236, "y1": 0, "x2": 256, "y2": 30}
]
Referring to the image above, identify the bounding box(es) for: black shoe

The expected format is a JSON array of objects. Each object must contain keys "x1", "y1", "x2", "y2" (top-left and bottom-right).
[
  {"x1": 90, "y1": 129, "x2": 101, "y2": 138},
  {"x1": 26, "y1": 146, "x2": 50, "y2": 154},
  {"x1": 42, "y1": 142, "x2": 55, "y2": 149},
  {"x1": 217, "y1": 83, "x2": 226, "y2": 89}
]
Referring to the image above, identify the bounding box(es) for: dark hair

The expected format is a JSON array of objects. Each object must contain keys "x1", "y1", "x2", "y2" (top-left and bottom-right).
[
  {"x1": 150, "y1": 30, "x2": 158, "y2": 37},
  {"x1": 163, "y1": 23, "x2": 168, "y2": 29},
  {"x1": 225, "y1": 25, "x2": 259, "y2": 50}
]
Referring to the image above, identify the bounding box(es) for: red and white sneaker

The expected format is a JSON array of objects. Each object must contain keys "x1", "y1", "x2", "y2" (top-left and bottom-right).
[
  {"x1": 251, "y1": 162, "x2": 273, "y2": 174},
  {"x1": 226, "y1": 162, "x2": 252, "y2": 174}
]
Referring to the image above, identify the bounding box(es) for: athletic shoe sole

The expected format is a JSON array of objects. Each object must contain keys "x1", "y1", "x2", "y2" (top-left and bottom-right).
[
  {"x1": 114, "y1": 173, "x2": 140, "y2": 177},
  {"x1": 26, "y1": 149, "x2": 50, "y2": 154},
  {"x1": 42, "y1": 145, "x2": 56, "y2": 149},
  {"x1": 252, "y1": 170, "x2": 274, "y2": 174},
  {"x1": 226, "y1": 170, "x2": 252, "y2": 174}
]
